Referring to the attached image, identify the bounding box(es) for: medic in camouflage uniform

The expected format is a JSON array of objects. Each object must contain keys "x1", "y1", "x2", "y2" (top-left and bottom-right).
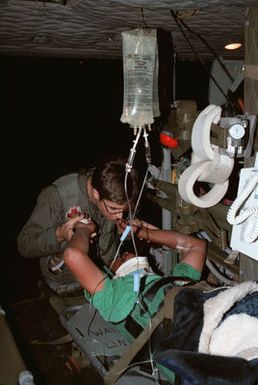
[{"x1": 17, "y1": 157, "x2": 140, "y2": 296}]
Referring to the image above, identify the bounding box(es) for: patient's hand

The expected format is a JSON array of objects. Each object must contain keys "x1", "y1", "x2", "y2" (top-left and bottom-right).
[{"x1": 75, "y1": 220, "x2": 97, "y2": 240}]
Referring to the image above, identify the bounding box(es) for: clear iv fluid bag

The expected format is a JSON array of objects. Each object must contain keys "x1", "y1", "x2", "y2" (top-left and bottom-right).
[{"x1": 120, "y1": 28, "x2": 160, "y2": 128}]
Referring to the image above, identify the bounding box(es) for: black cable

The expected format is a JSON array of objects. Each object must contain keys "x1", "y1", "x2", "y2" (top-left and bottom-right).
[
  {"x1": 170, "y1": 10, "x2": 242, "y2": 113},
  {"x1": 175, "y1": 12, "x2": 234, "y2": 83}
]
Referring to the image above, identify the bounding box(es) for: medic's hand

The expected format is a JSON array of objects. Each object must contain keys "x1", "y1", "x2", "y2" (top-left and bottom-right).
[
  {"x1": 56, "y1": 214, "x2": 85, "y2": 243},
  {"x1": 116, "y1": 219, "x2": 128, "y2": 235},
  {"x1": 116, "y1": 218, "x2": 158, "y2": 240},
  {"x1": 131, "y1": 219, "x2": 158, "y2": 231}
]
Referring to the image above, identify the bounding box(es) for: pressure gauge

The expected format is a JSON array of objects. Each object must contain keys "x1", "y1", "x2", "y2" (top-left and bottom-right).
[{"x1": 229, "y1": 123, "x2": 245, "y2": 140}]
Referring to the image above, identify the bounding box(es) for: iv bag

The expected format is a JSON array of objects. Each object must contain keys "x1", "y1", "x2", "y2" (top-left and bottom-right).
[{"x1": 120, "y1": 28, "x2": 160, "y2": 129}]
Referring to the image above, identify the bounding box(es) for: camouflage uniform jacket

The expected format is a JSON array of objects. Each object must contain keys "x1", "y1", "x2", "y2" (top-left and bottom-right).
[{"x1": 17, "y1": 170, "x2": 119, "y2": 265}]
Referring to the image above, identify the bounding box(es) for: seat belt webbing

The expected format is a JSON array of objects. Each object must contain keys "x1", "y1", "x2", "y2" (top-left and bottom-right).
[{"x1": 104, "y1": 286, "x2": 183, "y2": 385}]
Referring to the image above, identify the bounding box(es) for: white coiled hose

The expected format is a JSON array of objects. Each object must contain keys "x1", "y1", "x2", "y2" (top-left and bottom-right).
[{"x1": 227, "y1": 172, "x2": 258, "y2": 243}]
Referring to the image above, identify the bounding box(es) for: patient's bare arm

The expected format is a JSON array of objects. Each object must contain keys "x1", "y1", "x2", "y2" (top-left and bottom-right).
[
  {"x1": 135, "y1": 227, "x2": 207, "y2": 273},
  {"x1": 64, "y1": 223, "x2": 105, "y2": 295}
]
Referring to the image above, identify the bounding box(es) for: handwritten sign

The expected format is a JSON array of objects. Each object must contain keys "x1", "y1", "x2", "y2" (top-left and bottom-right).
[{"x1": 63, "y1": 303, "x2": 130, "y2": 357}]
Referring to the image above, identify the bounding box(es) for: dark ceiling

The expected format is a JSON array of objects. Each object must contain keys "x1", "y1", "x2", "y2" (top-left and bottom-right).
[{"x1": 0, "y1": 0, "x2": 257, "y2": 61}]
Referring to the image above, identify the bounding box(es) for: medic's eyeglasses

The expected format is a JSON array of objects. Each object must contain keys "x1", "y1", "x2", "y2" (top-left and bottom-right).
[{"x1": 102, "y1": 199, "x2": 125, "y2": 215}]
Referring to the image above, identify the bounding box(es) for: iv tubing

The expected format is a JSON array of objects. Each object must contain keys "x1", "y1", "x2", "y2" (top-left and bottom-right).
[{"x1": 126, "y1": 126, "x2": 143, "y2": 173}]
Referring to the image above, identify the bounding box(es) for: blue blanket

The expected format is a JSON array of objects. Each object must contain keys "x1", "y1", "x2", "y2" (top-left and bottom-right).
[{"x1": 154, "y1": 281, "x2": 258, "y2": 385}]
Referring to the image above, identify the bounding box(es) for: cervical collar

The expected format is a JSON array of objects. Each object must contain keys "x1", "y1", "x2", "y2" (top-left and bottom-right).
[{"x1": 115, "y1": 257, "x2": 151, "y2": 278}]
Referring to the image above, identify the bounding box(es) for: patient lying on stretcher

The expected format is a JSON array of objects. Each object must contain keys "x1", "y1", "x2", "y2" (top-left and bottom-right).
[
  {"x1": 63, "y1": 220, "x2": 258, "y2": 385},
  {"x1": 64, "y1": 219, "x2": 206, "y2": 334},
  {"x1": 63, "y1": 219, "x2": 207, "y2": 381}
]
